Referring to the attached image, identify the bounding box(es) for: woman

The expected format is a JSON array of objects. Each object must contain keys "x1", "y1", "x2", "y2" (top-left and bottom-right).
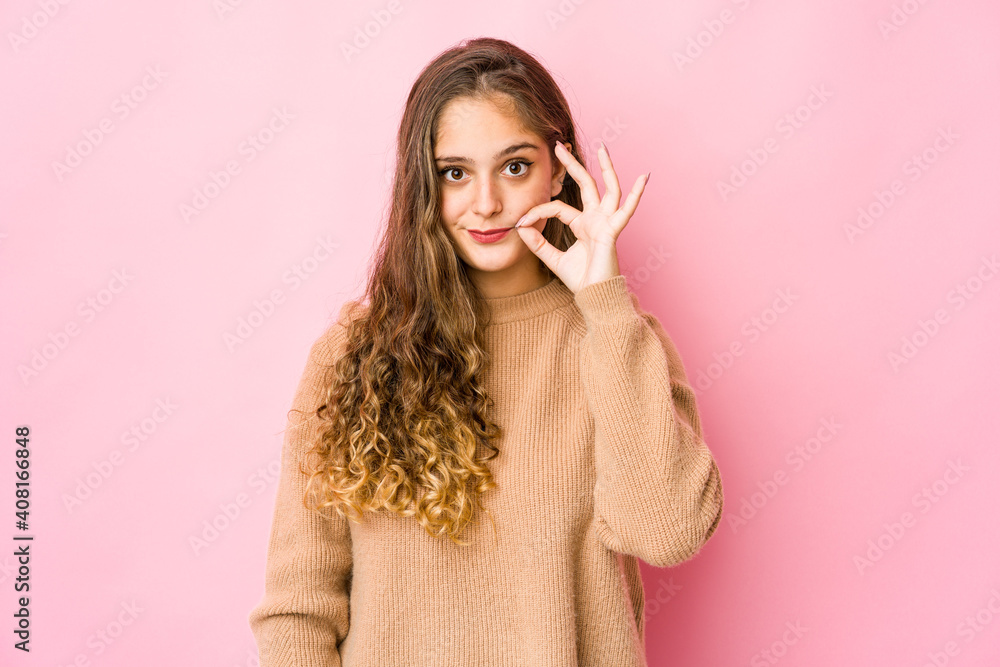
[{"x1": 248, "y1": 36, "x2": 724, "y2": 666}]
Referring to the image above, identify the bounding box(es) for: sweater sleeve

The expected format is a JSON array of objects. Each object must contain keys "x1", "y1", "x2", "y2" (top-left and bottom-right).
[
  {"x1": 248, "y1": 324, "x2": 353, "y2": 666},
  {"x1": 574, "y1": 275, "x2": 724, "y2": 568}
]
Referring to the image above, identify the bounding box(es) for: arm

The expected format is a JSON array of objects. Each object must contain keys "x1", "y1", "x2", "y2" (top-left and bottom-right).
[
  {"x1": 575, "y1": 275, "x2": 724, "y2": 568},
  {"x1": 248, "y1": 325, "x2": 353, "y2": 666}
]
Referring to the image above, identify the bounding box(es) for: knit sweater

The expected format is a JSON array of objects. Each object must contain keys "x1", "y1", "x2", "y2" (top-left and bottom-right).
[{"x1": 248, "y1": 273, "x2": 724, "y2": 667}]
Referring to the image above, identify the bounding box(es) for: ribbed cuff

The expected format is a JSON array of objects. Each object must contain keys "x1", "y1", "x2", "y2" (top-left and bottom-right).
[{"x1": 573, "y1": 275, "x2": 637, "y2": 325}]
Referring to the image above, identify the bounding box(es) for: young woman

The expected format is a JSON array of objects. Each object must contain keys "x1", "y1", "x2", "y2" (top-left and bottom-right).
[{"x1": 249, "y1": 37, "x2": 724, "y2": 667}]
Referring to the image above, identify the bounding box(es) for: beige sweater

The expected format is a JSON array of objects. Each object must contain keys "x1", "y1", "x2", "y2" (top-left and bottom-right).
[{"x1": 248, "y1": 274, "x2": 724, "y2": 666}]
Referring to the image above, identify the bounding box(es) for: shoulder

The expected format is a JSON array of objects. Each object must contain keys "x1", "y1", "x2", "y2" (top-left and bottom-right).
[{"x1": 309, "y1": 298, "x2": 370, "y2": 366}]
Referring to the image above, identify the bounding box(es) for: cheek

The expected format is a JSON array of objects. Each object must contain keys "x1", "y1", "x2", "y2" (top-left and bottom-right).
[
  {"x1": 523, "y1": 177, "x2": 554, "y2": 207},
  {"x1": 439, "y1": 190, "x2": 461, "y2": 223},
  {"x1": 441, "y1": 193, "x2": 458, "y2": 228}
]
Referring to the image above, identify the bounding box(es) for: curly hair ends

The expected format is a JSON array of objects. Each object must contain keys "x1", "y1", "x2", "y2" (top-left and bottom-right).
[
  {"x1": 299, "y1": 36, "x2": 585, "y2": 546},
  {"x1": 300, "y1": 305, "x2": 503, "y2": 547}
]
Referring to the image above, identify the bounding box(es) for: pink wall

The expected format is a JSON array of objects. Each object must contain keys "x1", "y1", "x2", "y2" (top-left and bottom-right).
[{"x1": 2, "y1": 1, "x2": 998, "y2": 665}]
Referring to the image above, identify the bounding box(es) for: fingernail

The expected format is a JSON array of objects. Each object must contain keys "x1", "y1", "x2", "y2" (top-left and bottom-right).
[
  {"x1": 645, "y1": 171, "x2": 651, "y2": 182},
  {"x1": 600, "y1": 140, "x2": 606, "y2": 153},
  {"x1": 515, "y1": 215, "x2": 526, "y2": 228},
  {"x1": 555, "y1": 140, "x2": 563, "y2": 151}
]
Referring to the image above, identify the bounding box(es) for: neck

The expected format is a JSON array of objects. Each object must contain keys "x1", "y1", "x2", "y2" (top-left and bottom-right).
[
  {"x1": 482, "y1": 272, "x2": 570, "y2": 325},
  {"x1": 468, "y1": 260, "x2": 551, "y2": 300}
]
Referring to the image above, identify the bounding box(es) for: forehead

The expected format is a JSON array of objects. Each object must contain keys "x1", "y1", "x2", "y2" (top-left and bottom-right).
[{"x1": 434, "y1": 97, "x2": 537, "y2": 153}]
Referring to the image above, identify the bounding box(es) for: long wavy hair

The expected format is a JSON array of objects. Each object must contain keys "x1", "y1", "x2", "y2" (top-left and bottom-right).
[{"x1": 300, "y1": 37, "x2": 587, "y2": 546}]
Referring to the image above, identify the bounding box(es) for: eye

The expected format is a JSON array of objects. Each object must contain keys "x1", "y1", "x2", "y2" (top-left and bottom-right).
[
  {"x1": 439, "y1": 166, "x2": 466, "y2": 183},
  {"x1": 437, "y1": 159, "x2": 534, "y2": 184},
  {"x1": 503, "y1": 159, "x2": 533, "y2": 177}
]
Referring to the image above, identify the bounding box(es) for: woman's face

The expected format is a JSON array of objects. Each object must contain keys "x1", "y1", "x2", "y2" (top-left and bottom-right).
[{"x1": 434, "y1": 95, "x2": 569, "y2": 296}]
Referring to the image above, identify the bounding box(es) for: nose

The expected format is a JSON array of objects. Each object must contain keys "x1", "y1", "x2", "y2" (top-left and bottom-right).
[{"x1": 470, "y1": 175, "x2": 502, "y2": 218}]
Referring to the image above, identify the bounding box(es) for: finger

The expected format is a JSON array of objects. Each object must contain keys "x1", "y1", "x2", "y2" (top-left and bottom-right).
[
  {"x1": 610, "y1": 173, "x2": 648, "y2": 235},
  {"x1": 555, "y1": 141, "x2": 600, "y2": 210},
  {"x1": 596, "y1": 142, "x2": 622, "y2": 214},
  {"x1": 516, "y1": 223, "x2": 564, "y2": 273},
  {"x1": 515, "y1": 199, "x2": 581, "y2": 230}
]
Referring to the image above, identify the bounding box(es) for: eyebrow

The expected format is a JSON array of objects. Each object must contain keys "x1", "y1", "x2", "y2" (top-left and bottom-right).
[{"x1": 434, "y1": 141, "x2": 540, "y2": 164}]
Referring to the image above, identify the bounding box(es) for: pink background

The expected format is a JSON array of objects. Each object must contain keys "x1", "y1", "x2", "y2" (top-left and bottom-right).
[{"x1": 3, "y1": 1, "x2": 999, "y2": 665}]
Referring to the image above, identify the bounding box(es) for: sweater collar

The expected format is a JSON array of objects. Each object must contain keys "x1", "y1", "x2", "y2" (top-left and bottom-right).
[{"x1": 483, "y1": 275, "x2": 575, "y2": 325}]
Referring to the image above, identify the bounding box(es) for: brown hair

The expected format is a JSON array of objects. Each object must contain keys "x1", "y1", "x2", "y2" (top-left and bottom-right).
[{"x1": 301, "y1": 37, "x2": 586, "y2": 545}]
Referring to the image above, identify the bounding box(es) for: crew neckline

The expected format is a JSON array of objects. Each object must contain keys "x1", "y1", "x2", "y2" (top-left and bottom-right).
[{"x1": 483, "y1": 276, "x2": 575, "y2": 325}]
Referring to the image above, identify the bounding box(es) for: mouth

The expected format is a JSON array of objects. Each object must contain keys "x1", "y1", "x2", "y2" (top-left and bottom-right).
[{"x1": 467, "y1": 227, "x2": 513, "y2": 244}]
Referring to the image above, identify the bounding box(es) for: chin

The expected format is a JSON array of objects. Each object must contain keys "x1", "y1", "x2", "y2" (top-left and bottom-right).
[
  {"x1": 459, "y1": 246, "x2": 515, "y2": 266},
  {"x1": 465, "y1": 259, "x2": 518, "y2": 274}
]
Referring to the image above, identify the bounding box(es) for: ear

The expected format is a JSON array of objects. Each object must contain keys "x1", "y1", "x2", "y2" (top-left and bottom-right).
[{"x1": 550, "y1": 142, "x2": 571, "y2": 199}]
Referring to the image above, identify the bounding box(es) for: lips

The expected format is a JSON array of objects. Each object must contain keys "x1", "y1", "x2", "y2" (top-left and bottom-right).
[{"x1": 468, "y1": 227, "x2": 512, "y2": 243}]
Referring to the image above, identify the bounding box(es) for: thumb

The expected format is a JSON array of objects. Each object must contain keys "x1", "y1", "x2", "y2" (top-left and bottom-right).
[{"x1": 515, "y1": 224, "x2": 560, "y2": 272}]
